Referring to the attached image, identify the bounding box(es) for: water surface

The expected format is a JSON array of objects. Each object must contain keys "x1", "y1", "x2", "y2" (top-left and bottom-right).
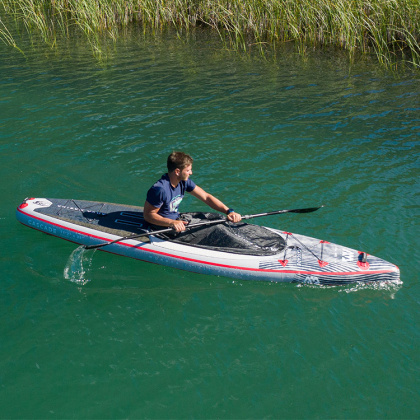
[{"x1": 1, "y1": 33, "x2": 419, "y2": 418}]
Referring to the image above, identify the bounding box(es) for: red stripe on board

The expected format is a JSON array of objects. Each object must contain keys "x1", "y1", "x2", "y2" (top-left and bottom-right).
[{"x1": 17, "y1": 207, "x2": 398, "y2": 277}]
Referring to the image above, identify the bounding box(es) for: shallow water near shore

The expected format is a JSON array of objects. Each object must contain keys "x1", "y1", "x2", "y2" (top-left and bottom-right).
[{"x1": 1, "y1": 32, "x2": 419, "y2": 418}]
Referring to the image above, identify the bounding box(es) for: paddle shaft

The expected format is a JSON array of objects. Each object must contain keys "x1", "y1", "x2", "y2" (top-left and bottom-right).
[
  {"x1": 84, "y1": 218, "x2": 230, "y2": 250},
  {"x1": 84, "y1": 205, "x2": 323, "y2": 250}
]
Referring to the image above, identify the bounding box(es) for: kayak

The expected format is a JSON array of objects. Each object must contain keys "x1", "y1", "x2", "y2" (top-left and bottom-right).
[{"x1": 16, "y1": 197, "x2": 400, "y2": 285}]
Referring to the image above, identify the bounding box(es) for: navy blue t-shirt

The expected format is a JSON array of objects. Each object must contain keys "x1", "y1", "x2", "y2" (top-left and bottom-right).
[{"x1": 146, "y1": 174, "x2": 196, "y2": 220}]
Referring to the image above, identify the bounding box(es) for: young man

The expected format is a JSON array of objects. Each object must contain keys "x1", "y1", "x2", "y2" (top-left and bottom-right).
[{"x1": 144, "y1": 151, "x2": 242, "y2": 232}]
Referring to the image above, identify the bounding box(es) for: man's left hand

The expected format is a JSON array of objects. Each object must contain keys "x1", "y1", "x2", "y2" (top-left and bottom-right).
[{"x1": 227, "y1": 212, "x2": 242, "y2": 223}]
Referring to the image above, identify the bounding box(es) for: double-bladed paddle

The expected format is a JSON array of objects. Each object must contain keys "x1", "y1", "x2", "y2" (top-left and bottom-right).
[{"x1": 84, "y1": 205, "x2": 324, "y2": 250}]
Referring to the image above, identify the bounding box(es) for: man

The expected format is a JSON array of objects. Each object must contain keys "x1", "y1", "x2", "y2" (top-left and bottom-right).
[{"x1": 144, "y1": 151, "x2": 242, "y2": 232}]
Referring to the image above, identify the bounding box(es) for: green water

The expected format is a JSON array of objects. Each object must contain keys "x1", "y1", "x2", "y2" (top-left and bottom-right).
[{"x1": 1, "y1": 33, "x2": 419, "y2": 419}]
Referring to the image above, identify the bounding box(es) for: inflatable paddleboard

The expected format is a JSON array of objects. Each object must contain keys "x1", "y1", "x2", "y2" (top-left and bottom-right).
[{"x1": 16, "y1": 198, "x2": 400, "y2": 285}]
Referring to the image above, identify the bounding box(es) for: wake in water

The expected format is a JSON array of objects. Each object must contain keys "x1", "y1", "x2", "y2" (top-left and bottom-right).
[
  {"x1": 63, "y1": 246, "x2": 95, "y2": 285},
  {"x1": 297, "y1": 280, "x2": 403, "y2": 297},
  {"x1": 340, "y1": 280, "x2": 403, "y2": 297}
]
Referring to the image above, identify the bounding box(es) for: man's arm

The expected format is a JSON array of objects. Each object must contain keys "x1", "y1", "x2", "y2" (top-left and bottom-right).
[
  {"x1": 143, "y1": 201, "x2": 188, "y2": 232},
  {"x1": 190, "y1": 186, "x2": 242, "y2": 222}
]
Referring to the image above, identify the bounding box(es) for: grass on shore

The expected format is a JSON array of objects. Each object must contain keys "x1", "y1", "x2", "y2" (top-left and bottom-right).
[{"x1": 0, "y1": 0, "x2": 419, "y2": 69}]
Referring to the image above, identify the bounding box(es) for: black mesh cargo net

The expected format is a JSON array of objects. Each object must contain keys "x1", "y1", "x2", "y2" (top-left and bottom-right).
[{"x1": 161, "y1": 212, "x2": 285, "y2": 256}]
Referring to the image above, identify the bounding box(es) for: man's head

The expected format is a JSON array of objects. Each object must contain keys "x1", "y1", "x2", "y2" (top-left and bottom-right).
[{"x1": 167, "y1": 151, "x2": 193, "y2": 173}]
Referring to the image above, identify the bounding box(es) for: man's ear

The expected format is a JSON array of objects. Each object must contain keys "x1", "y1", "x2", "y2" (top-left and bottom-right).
[{"x1": 174, "y1": 168, "x2": 181, "y2": 176}]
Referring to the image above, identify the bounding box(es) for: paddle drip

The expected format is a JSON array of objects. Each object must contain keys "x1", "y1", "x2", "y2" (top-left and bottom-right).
[{"x1": 64, "y1": 246, "x2": 95, "y2": 285}]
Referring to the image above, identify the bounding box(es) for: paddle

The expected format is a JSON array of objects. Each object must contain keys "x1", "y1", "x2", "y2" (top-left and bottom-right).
[
  {"x1": 84, "y1": 205, "x2": 324, "y2": 250},
  {"x1": 242, "y1": 205, "x2": 324, "y2": 219}
]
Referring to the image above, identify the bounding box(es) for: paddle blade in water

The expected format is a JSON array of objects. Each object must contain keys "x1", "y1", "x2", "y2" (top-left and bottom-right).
[{"x1": 63, "y1": 246, "x2": 95, "y2": 285}]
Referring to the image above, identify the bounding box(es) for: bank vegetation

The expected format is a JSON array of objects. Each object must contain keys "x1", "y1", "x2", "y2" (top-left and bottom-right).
[{"x1": 0, "y1": 0, "x2": 418, "y2": 68}]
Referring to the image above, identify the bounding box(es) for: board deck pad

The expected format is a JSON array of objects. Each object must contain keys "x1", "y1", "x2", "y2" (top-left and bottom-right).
[{"x1": 33, "y1": 199, "x2": 148, "y2": 238}]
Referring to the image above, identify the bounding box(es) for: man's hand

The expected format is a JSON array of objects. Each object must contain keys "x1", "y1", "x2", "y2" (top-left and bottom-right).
[
  {"x1": 170, "y1": 219, "x2": 189, "y2": 232},
  {"x1": 227, "y1": 212, "x2": 242, "y2": 223}
]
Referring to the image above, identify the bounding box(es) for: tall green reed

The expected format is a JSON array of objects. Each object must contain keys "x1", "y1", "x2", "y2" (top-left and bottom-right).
[{"x1": 0, "y1": 0, "x2": 418, "y2": 68}]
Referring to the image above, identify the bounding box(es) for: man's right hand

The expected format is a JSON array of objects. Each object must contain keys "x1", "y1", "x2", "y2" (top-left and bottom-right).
[{"x1": 170, "y1": 220, "x2": 188, "y2": 232}]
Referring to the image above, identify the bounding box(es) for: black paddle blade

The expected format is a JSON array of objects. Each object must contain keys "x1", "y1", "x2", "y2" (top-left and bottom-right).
[
  {"x1": 245, "y1": 205, "x2": 324, "y2": 219},
  {"x1": 85, "y1": 243, "x2": 107, "y2": 250},
  {"x1": 289, "y1": 205, "x2": 324, "y2": 213},
  {"x1": 84, "y1": 240, "x2": 119, "y2": 250}
]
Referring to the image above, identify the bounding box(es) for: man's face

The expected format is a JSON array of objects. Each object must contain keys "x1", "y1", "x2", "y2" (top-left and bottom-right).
[{"x1": 179, "y1": 165, "x2": 193, "y2": 181}]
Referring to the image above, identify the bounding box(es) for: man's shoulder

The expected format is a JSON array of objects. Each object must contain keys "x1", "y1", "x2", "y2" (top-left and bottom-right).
[
  {"x1": 147, "y1": 174, "x2": 169, "y2": 199},
  {"x1": 151, "y1": 174, "x2": 170, "y2": 189}
]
